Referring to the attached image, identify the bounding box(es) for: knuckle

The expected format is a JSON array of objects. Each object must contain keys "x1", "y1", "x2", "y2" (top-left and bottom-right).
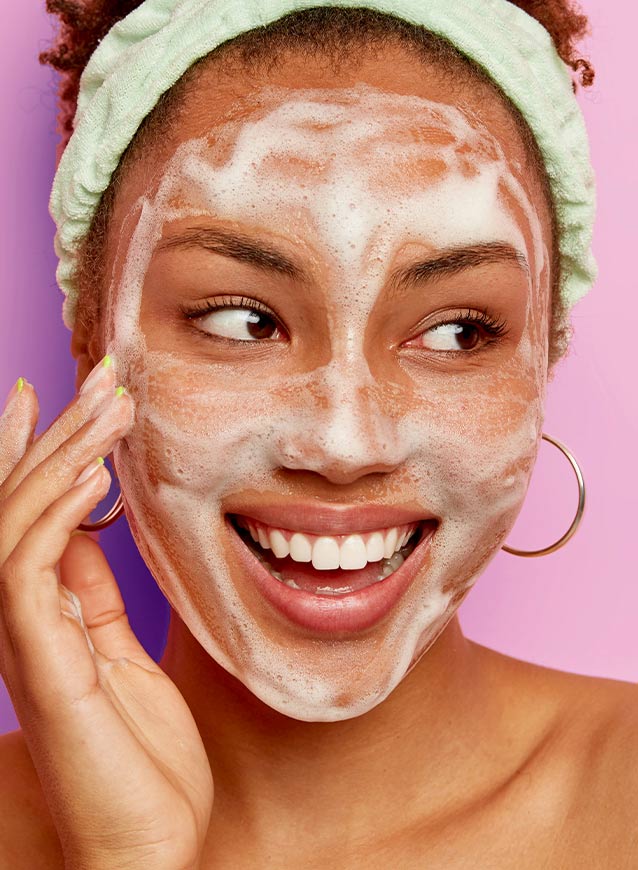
[
  {"x1": 0, "y1": 563, "x2": 28, "y2": 627},
  {"x1": 0, "y1": 516, "x2": 7, "y2": 548},
  {"x1": 0, "y1": 557, "x2": 23, "y2": 593},
  {"x1": 40, "y1": 501, "x2": 62, "y2": 524},
  {"x1": 66, "y1": 680, "x2": 102, "y2": 710},
  {"x1": 41, "y1": 495, "x2": 77, "y2": 526}
]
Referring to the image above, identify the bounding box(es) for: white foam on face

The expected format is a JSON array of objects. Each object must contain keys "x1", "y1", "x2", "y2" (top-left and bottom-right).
[{"x1": 104, "y1": 83, "x2": 550, "y2": 721}]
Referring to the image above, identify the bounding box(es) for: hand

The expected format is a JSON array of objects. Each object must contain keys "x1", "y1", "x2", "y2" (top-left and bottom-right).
[{"x1": 0, "y1": 358, "x2": 213, "y2": 870}]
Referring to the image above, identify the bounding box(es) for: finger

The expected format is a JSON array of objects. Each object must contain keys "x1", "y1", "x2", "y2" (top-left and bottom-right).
[
  {"x1": 0, "y1": 353, "x2": 119, "y2": 499},
  {"x1": 0, "y1": 389, "x2": 134, "y2": 565},
  {"x1": 59, "y1": 532, "x2": 162, "y2": 673},
  {"x1": 0, "y1": 463, "x2": 113, "y2": 708},
  {"x1": 0, "y1": 378, "x2": 39, "y2": 484}
]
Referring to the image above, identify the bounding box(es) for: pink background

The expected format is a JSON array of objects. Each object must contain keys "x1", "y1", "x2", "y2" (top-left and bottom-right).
[{"x1": 1, "y1": 2, "x2": 635, "y2": 734}]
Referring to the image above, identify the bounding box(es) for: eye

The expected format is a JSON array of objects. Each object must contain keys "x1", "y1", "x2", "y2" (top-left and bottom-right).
[
  {"x1": 419, "y1": 322, "x2": 481, "y2": 352},
  {"x1": 180, "y1": 296, "x2": 285, "y2": 343},
  {"x1": 199, "y1": 307, "x2": 279, "y2": 341},
  {"x1": 405, "y1": 310, "x2": 508, "y2": 353}
]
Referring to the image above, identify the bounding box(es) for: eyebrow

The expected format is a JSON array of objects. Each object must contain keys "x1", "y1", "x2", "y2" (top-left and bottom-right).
[
  {"x1": 388, "y1": 242, "x2": 529, "y2": 294},
  {"x1": 155, "y1": 227, "x2": 528, "y2": 287},
  {"x1": 155, "y1": 227, "x2": 303, "y2": 279}
]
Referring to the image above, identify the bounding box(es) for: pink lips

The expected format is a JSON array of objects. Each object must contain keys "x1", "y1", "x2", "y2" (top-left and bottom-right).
[{"x1": 226, "y1": 514, "x2": 437, "y2": 634}]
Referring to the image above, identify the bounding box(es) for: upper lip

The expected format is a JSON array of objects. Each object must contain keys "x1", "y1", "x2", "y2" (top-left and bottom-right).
[{"x1": 226, "y1": 500, "x2": 439, "y2": 535}]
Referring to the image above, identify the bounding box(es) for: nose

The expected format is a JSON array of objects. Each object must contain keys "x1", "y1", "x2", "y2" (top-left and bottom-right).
[{"x1": 273, "y1": 358, "x2": 409, "y2": 485}]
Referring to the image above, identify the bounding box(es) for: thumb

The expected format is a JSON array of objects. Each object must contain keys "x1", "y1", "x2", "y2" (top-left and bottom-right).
[{"x1": 58, "y1": 531, "x2": 162, "y2": 674}]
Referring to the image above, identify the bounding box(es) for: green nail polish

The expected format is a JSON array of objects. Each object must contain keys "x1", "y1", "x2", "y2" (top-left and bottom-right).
[
  {"x1": 3, "y1": 377, "x2": 26, "y2": 414},
  {"x1": 115, "y1": 385, "x2": 126, "y2": 397},
  {"x1": 103, "y1": 355, "x2": 112, "y2": 369}
]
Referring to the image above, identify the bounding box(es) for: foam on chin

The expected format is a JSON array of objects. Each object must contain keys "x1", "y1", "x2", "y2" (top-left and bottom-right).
[{"x1": 105, "y1": 83, "x2": 548, "y2": 721}]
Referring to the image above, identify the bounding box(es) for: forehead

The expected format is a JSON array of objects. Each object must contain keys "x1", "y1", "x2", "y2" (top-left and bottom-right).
[
  {"x1": 170, "y1": 84, "x2": 511, "y2": 193},
  {"x1": 151, "y1": 84, "x2": 532, "y2": 267}
]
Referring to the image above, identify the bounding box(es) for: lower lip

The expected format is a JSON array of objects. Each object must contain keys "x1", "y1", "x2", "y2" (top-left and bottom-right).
[{"x1": 226, "y1": 518, "x2": 436, "y2": 634}]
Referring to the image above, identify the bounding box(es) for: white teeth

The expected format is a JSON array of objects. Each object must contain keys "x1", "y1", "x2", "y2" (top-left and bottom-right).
[
  {"x1": 269, "y1": 529, "x2": 290, "y2": 559},
  {"x1": 365, "y1": 532, "x2": 385, "y2": 563},
  {"x1": 257, "y1": 526, "x2": 270, "y2": 549},
  {"x1": 241, "y1": 520, "x2": 421, "y2": 572},
  {"x1": 312, "y1": 537, "x2": 341, "y2": 570},
  {"x1": 383, "y1": 527, "x2": 399, "y2": 559},
  {"x1": 289, "y1": 532, "x2": 312, "y2": 563},
  {"x1": 339, "y1": 535, "x2": 368, "y2": 570}
]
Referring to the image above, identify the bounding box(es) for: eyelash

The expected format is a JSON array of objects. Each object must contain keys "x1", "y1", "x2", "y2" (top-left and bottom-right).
[
  {"x1": 411, "y1": 308, "x2": 508, "y2": 351},
  {"x1": 179, "y1": 297, "x2": 508, "y2": 351},
  {"x1": 180, "y1": 295, "x2": 284, "y2": 339},
  {"x1": 181, "y1": 295, "x2": 273, "y2": 318}
]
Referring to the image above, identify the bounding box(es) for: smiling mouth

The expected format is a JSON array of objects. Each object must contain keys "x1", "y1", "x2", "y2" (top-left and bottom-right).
[{"x1": 229, "y1": 515, "x2": 435, "y2": 596}]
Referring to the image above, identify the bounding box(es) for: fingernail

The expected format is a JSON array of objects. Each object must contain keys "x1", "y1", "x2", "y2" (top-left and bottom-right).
[
  {"x1": 79, "y1": 355, "x2": 114, "y2": 397},
  {"x1": 2, "y1": 376, "x2": 27, "y2": 414},
  {"x1": 73, "y1": 456, "x2": 105, "y2": 487}
]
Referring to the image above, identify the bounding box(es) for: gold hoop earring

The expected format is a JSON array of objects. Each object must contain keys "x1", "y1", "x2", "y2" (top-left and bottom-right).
[
  {"x1": 77, "y1": 459, "x2": 125, "y2": 531},
  {"x1": 502, "y1": 432, "x2": 586, "y2": 558},
  {"x1": 78, "y1": 492, "x2": 124, "y2": 532}
]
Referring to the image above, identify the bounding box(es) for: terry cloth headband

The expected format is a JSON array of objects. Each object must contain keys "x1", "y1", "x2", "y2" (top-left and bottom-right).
[{"x1": 49, "y1": 0, "x2": 597, "y2": 330}]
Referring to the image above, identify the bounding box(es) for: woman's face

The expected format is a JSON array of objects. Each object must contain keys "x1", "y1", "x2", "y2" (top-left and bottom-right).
[{"x1": 98, "y1": 46, "x2": 552, "y2": 721}]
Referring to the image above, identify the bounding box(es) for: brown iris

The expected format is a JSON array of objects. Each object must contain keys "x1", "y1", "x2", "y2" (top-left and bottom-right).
[
  {"x1": 454, "y1": 324, "x2": 480, "y2": 351},
  {"x1": 245, "y1": 310, "x2": 279, "y2": 339}
]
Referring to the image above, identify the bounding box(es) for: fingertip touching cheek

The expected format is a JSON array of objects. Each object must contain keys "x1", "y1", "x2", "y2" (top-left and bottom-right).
[{"x1": 103, "y1": 82, "x2": 551, "y2": 722}]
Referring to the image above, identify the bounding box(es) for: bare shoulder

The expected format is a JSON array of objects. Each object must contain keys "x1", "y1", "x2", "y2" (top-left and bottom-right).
[
  {"x1": 565, "y1": 671, "x2": 638, "y2": 805},
  {"x1": 548, "y1": 669, "x2": 638, "y2": 862},
  {"x1": 547, "y1": 667, "x2": 638, "y2": 783},
  {"x1": 477, "y1": 643, "x2": 638, "y2": 862},
  {"x1": 473, "y1": 639, "x2": 638, "y2": 729},
  {"x1": 0, "y1": 728, "x2": 64, "y2": 869},
  {"x1": 490, "y1": 645, "x2": 638, "y2": 772}
]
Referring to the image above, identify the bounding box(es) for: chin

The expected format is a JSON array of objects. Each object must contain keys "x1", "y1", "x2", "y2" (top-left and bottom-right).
[{"x1": 188, "y1": 596, "x2": 456, "y2": 722}]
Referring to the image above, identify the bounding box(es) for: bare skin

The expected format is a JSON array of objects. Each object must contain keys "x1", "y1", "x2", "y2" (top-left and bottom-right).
[
  {"x1": 1, "y1": 633, "x2": 637, "y2": 867},
  {"x1": 1, "y1": 42, "x2": 637, "y2": 869}
]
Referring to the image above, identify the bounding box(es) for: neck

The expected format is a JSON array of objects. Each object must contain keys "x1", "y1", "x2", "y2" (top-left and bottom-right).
[{"x1": 159, "y1": 611, "x2": 510, "y2": 852}]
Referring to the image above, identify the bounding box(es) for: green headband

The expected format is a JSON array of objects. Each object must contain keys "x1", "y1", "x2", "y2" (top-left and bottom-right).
[{"x1": 49, "y1": 0, "x2": 597, "y2": 330}]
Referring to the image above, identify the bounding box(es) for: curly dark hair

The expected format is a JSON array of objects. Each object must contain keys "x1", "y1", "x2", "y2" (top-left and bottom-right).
[{"x1": 40, "y1": 1, "x2": 594, "y2": 369}]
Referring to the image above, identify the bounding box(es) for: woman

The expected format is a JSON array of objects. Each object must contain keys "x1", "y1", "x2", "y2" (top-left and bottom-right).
[{"x1": 0, "y1": 1, "x2": 635, "y2": 867}]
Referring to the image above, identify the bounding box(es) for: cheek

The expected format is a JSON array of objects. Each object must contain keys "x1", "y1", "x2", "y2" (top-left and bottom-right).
[
  {"x1": 402, "y1": 364, "x2": 541, "y2": 594},
  {"x1": 119, "y1": 354, "x2": 283, "y2": 500}
]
